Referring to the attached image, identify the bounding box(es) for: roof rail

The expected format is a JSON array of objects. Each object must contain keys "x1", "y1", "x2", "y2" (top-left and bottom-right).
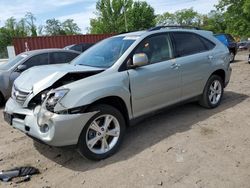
[{"x1": 148, "y1": 25, "x2": 200, "y2": 31}]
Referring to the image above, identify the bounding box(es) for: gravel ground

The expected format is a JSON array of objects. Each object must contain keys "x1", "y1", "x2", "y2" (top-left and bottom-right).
[{"x1": 0, "y1": 52, "x2": 250, "y2": 188}]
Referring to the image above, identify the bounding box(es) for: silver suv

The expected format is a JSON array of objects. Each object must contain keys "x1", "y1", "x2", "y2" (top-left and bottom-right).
[{"x1": 4, "y1": 27, "x2": 232, "y2": 160}]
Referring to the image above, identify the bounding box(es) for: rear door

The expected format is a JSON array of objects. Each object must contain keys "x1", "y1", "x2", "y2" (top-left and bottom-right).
[
  {"x1": 171, "y1": 32, "x2": 215, "y2": 100},
  {"x1": 128, "y1": 33, "x2": 181, "y2": 118}
]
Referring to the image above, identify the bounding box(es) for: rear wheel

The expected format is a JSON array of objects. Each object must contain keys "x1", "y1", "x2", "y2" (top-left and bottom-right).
[
  {"x1": 77, "y1": 104, "x2": 126, "y2": 160},
  {"x1": 199, "y1": 75, "x2": 224, "y2": 109}
]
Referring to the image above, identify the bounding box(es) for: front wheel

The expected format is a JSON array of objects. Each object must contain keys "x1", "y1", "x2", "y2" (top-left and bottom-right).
[
  {"x1": 77, "y1": 104, "x2": 126, "y2": 160},
  {"x1": 199, "y1": 75, "x2": 224, "y2": 109}
]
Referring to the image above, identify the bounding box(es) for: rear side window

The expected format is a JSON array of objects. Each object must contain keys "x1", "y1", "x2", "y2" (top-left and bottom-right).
[
  {"x1": 199, "y1": 37, "x2": 215, "y2": 50},
  {"x1": 49, "y1": 52, "x2": 79, "y2": 64},
  {"x1": 70, "y1": 44, "x2": 94, "y2": 52},
  {"x1": 71, "y1": 45, "x2": 82, "y2": 52},
  {"x1": 172, "y1": 32, "x2": 208, "y2": 57},
  {"x1": 23, "y1": 53, "x2": 49, "y2": 69}
]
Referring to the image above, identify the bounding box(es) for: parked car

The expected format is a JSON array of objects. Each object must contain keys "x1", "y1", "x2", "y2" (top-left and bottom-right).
[
  {"x1": 238, "y1": 41, "x2": 250, "y2": 51},
  {"x1": 214, "y1": 34, "x2": 237, "y2": 62},
  {"x1": 64, "y1": 43, "x2": 94, "y2": 53},
  {"x1": 4, "y1": 27, "x2": 231, "y2": 160},
  {"x1": 0, "y1": 49, "x2": 80, "y2": 105}
]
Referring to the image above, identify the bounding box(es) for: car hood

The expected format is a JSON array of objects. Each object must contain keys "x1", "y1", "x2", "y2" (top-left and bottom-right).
[{"x1": 14, "y1": 64, "x2": 104, "y2": 95}]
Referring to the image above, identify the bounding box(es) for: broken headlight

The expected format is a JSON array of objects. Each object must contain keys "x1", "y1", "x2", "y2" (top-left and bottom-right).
[
  {"x1": 37, "y1": 89, "x2": 69, "y2": 131},
  {"x1": 37, "y1": 106, "x2": 53, "y2": 129},
  {"x1": 45, "y1": 89, "x2": 69, "y2": 112}
]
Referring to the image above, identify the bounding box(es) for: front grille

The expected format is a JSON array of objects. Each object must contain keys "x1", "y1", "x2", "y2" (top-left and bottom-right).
[{"x1": 12, "y1": 85, "x2": 30, "y2": 105}]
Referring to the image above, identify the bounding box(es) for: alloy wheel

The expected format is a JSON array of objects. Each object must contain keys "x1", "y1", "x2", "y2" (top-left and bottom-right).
[
  {"x1": 209, "y1": 80, "x2": 222, "y2": 105},
  {"x1": 86, "y1": 114, "x2": 120, "y2": 155}
]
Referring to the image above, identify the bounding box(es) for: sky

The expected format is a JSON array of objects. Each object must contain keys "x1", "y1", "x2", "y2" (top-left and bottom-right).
[{"x1": 0, "y1": 0, "x2": 219, "y2": 33}]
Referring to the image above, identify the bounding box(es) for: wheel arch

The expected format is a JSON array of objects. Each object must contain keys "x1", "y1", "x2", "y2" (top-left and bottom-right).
[
  {"x1": 86, "y1": 96, "x2": 130, "y2": 127},
  {"x1": 211, "y1": 69, "x2": 226, "y2": 86}
]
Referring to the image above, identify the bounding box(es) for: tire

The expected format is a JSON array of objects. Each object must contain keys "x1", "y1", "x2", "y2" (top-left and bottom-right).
[
  {"x1": 77, "y1": 104, "x2": 126, "y2": 160},
  {"x1": 229, "y1": 51, "x2": 235, "y2": 63},
  {"x1": 199, "y1": 75, "x2": 224, "y2": 109}
]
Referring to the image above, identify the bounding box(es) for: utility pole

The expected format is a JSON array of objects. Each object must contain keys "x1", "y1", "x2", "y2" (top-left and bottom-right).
[{"x1": 123, "y1": 1, "x2": 128, "y2": 32}]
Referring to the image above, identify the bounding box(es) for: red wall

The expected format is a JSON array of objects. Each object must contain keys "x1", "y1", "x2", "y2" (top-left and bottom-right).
[{"x1": 13, "y1": 34, "x2": 114, "y2": 54}]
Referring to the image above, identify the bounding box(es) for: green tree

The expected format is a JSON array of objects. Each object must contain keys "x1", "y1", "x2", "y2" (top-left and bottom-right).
[
  {"x1": 0, "y1": 17, "x2": 29, "y2": 58},
  {"x1": 25, "y1": 12, "x2": 37, "y2": 36},
  {"x1": 216, "y1": 0, "x2": 250, "y2": 37},
  {"x1": 156, "y1": 12, "x2": 175, "y2": 25},
  {"x1": 156, "y1": 8, "x2": 203, "y2": 27},
  {"x1": 62, "y1": 19, "x2": 81, "y2": 35},
  {"x1": 2, "y1": 17, "x2": 29, "y2": 43},
  {"x1": 2, "y1": 13, "x2": 37, "y2": 38},
  {"x1": 44, "y1": 18, "x2": 66, "y2": 35},
  {"x1": 175, "y1": 8, "x2": 199, "y2": 25},
  {"x1": 127, "y1": 1, "x2": 155, "y2": 31},
  {"x1": 16, "y1": 18, "x2": 29, "y2": 37},
  {"x1": 0, "y1": 27, "x2": 10, "y2": 58},
  {"x1": 37, "y1": 25, "x2": 44, "y2": 36},
  {"x1": 89, "y1": 0, "x2": 155, "y2": 33},
  {"x1": 4, "y1": 17, "x2": 17, "y2": 35},
  {"x1": 90, "y1": 0, "x2": 132, "y2": 34},
  {"x1": 243, "y1": 0, "x2": 250, "y2": 15},
  {"x1": 202, "y1": 10, "x2": 226, "y2": 33}
]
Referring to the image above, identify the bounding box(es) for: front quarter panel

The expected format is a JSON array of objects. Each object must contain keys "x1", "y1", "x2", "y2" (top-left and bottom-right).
[{"x1": 56, "y1": 71, "x2": 132, "y2": 118}]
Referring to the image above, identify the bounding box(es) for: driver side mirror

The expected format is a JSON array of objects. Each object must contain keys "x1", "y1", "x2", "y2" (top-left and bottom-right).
[
  {"x1": 127, "y1": 53, "x2": 149, "y2": 69},
  {"x1": 16, "y1": 64, "x2": 27, "y2": 72}
]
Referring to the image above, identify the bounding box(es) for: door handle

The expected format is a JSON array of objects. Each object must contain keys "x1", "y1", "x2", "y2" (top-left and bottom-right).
[{"x1": 171, "y1": 63, "x2": 180, "y2": 69}]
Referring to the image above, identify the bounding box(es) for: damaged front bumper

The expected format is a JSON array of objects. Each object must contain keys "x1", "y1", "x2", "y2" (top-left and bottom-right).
[{"x1": 4, "y1": 98, "x2": 97, "y2": 146}]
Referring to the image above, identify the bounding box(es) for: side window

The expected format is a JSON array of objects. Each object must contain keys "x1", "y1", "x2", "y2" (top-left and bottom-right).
[
  {"x1": 23, "y1": 53, "x2": 49, "y2": 69},
  {"x1": 71, "y1": 45, "x2": 82, "y2": 52},
  {"x1": 49, "y1": 52, "x2": 79, "y2": 64},
  {"x1": 83, "y1": 43, "x2": 94, "y2": 52},
  {"x1": 134, "y1": 34, "x2": 173, "y2": 64},
  {"x1": 172, "y1": 32, "x2": 207, "y2": 57},
  {"x1": 199, "y1": 37, "x2": 215, "y2": 50}
]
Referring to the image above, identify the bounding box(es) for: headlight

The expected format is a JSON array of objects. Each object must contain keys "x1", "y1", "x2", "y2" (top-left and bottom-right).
[
  {"x1": 46, "y1": 89, "x2": 69, "y2": 112},
  {"x1": 37, "y1": 89, "x2": 69, "y2": 130}
]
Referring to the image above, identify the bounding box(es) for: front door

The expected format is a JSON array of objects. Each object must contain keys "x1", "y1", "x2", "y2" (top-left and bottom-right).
[{"x1": 128, "y1": 33, "x2": 181, "y2": 118}]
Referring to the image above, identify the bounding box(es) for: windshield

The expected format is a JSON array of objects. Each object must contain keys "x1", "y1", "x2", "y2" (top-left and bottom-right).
[
  {"x1": 0, "y1": 54, "x2": 27, "y2": 70},
  {"x1": 72, "y1": 36, "x2": 135, "y2": 68}
]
